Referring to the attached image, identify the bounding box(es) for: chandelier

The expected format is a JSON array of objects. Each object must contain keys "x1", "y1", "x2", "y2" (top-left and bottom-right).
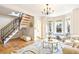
[{"x1": 42, "y1": 4, "x2": 54, "y2": 15}]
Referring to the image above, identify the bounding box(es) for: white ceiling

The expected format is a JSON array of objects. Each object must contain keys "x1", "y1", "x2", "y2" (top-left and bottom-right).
[
  {"x1": 0, "y1": 5, "x2": 14, "y2": 15},
  {"x1": 15, "y1": 4, "x2": 79, "y2": 17},
  {"x1": 0, "y1": 4, "x2": 79, "y2": 17}
]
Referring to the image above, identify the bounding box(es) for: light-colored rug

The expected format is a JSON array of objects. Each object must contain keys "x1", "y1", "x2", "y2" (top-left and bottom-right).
[
  {"x1": 16, "y1": 40, "x2": 52, "y2": 54},
  {"x1": 15, "y1": 40, "x2": 64, "y2": 54}
]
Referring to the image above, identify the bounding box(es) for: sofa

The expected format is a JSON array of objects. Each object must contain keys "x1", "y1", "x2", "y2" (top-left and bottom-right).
[
  {"x1": 62, "y1": 40, "x2": 79, "y2": 54},
  {"x1": 62, "y1": 47, "x2": 79, "y2": 54}
]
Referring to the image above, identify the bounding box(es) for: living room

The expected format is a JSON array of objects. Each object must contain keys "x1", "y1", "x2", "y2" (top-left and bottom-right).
[{"x1": 0, "y1": 4, "x2": 79, "y2": 54}]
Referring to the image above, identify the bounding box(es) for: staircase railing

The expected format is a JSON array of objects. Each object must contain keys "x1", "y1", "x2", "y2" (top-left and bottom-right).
[{"x1": 0, "y1": 17, "x2": 20, "y2": 43}]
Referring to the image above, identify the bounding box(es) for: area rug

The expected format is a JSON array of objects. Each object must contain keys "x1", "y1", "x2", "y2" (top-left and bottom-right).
[{"x1": 15, "y1": 40, "x2": 52, "y2": 54}]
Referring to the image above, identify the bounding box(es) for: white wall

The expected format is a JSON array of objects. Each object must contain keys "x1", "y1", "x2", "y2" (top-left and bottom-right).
[
  {"x1": 0, "y1": 15, "x2": 16, "y2": 30},
  {"x1": 71, "y1": 8, "x2": 79, "y2": 35},
  {"x1": 40, "y1": 16, "x2": 47, "y2": 39},
  {"x1": 34, "y1": 16, "x2": 41, "y2": 41}
]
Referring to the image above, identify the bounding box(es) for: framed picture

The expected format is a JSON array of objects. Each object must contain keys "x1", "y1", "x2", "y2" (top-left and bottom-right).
[{"x1": 54, "y1": 20, "x2": 63, "y2": 35}]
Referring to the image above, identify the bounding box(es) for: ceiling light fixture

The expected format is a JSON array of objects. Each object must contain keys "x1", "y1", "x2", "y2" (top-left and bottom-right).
[{"x1": 42, "y1": 4, "x2": 54, "y2": 15}]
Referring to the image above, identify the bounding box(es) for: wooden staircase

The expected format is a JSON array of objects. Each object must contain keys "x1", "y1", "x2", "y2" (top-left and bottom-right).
[
  {"x1": 20, "y1": 14, "x2": 34, "y2": 40},
  {"x1": 20, "y1": 15, "x2": 33, "y2": 28}
]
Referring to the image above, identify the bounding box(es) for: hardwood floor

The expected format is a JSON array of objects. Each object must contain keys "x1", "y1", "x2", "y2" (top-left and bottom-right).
[{"x1": 0, "y1": 38, "x2": 34, "y2": 54}]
